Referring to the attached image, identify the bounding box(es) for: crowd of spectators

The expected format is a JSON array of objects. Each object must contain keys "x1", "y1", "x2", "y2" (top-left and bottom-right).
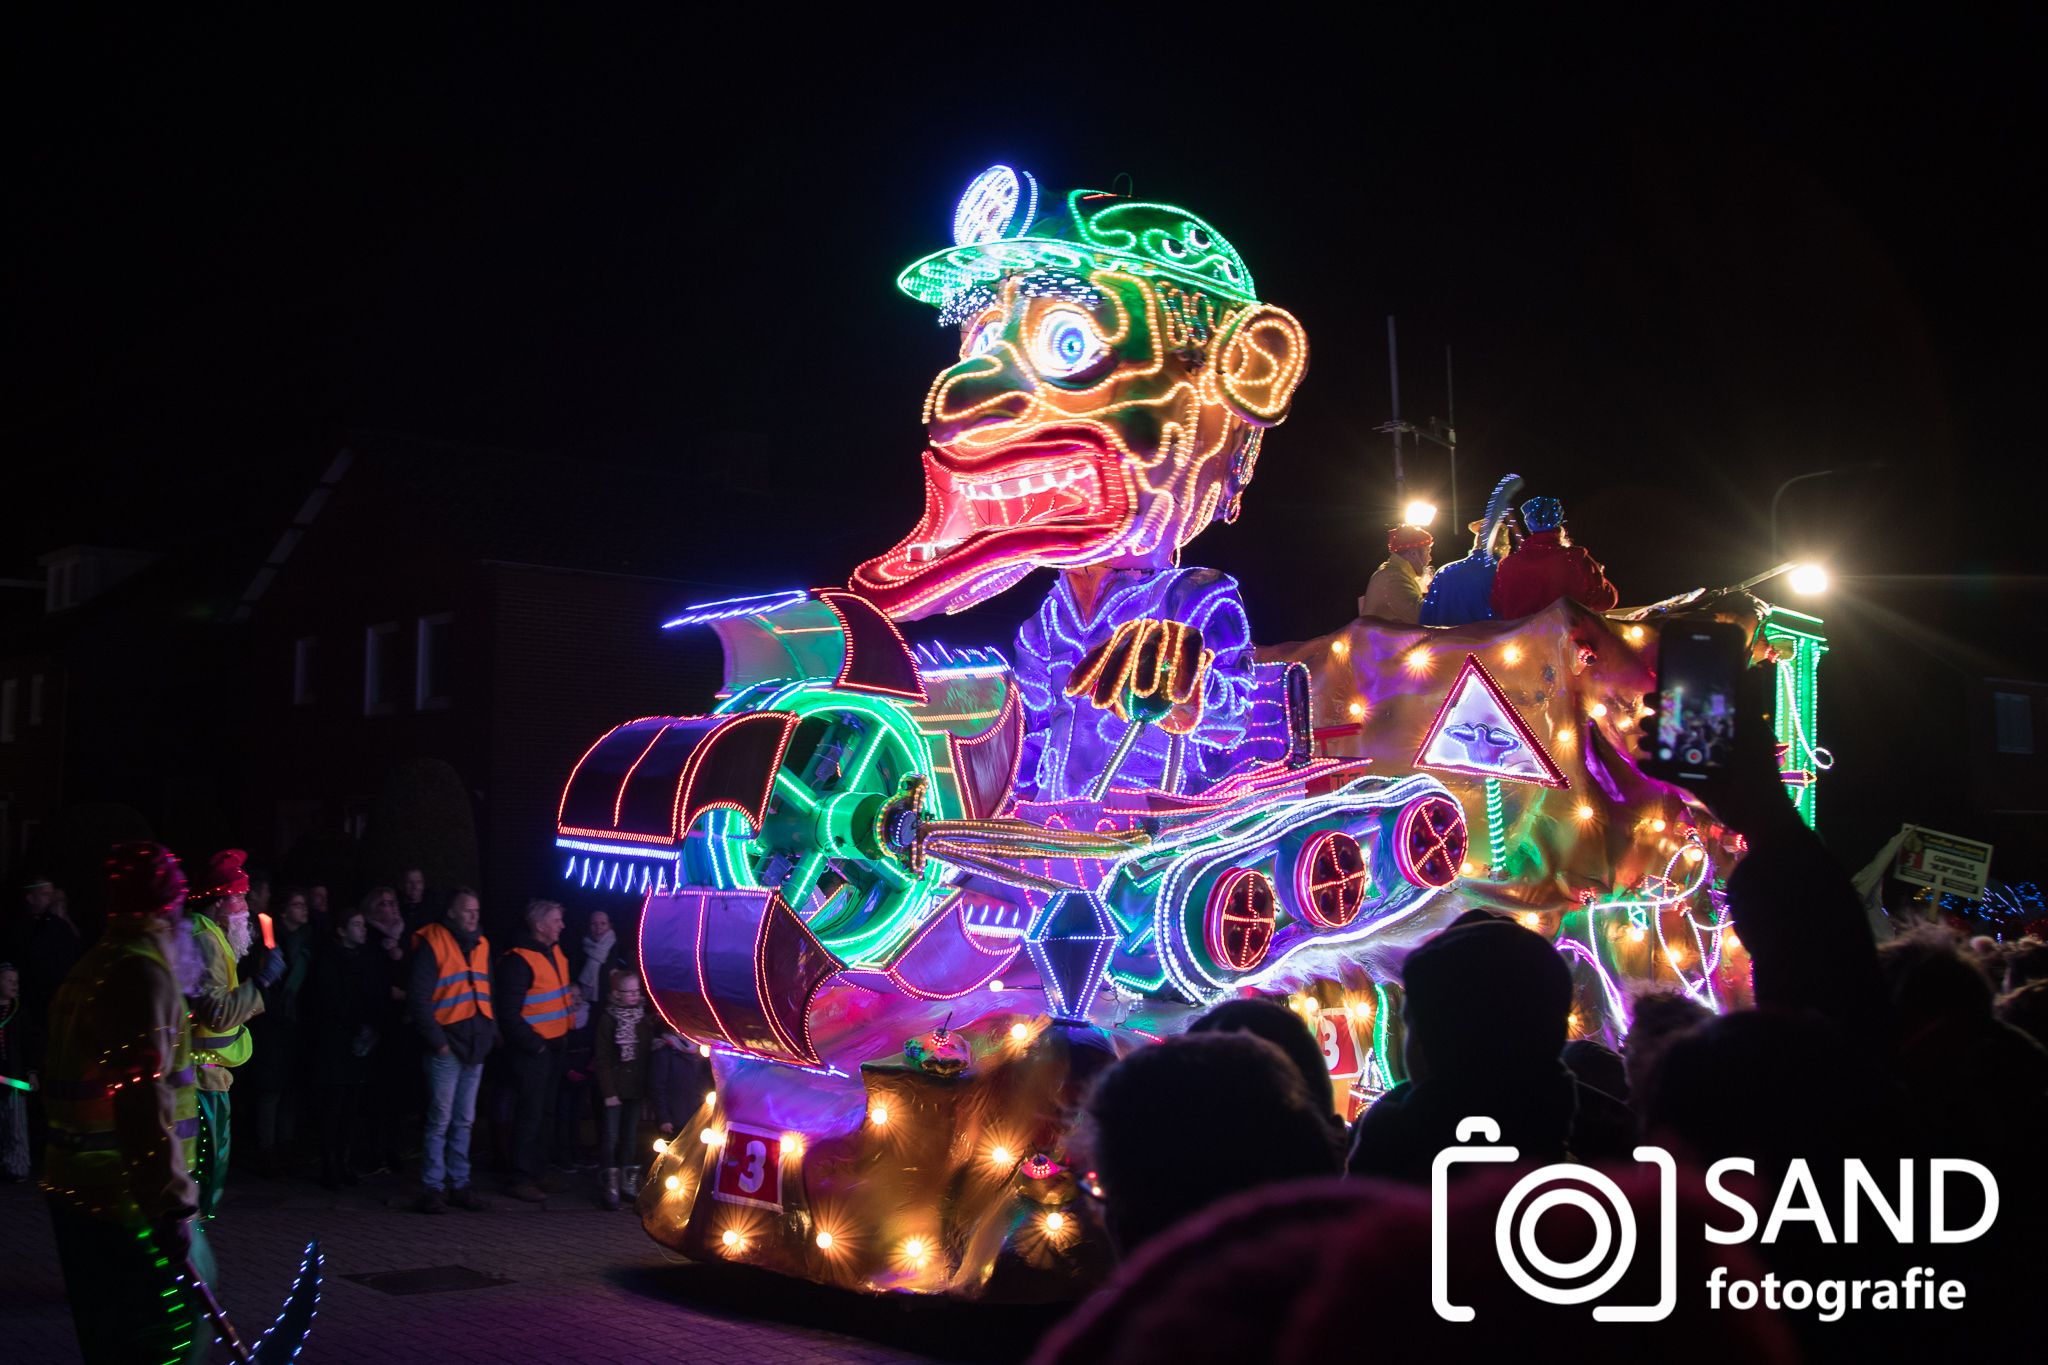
[
  {"x1": 1034, "y1": 666, "x2": 2046, "y2": 1358},
  {"x1": 1, "y1": 859, "x2": 708, "y2": 1217}
]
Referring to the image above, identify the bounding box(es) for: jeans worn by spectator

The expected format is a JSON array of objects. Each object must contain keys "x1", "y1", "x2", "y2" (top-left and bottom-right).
[{"x1": 421, "y1": 1051, "x2": 484, "y2": 1192}]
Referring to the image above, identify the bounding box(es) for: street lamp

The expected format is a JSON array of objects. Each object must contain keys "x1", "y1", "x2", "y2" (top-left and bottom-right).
[
  {"x1": 1404, "y1": 500, "x2": 1438, "y2": 528},
  {"x1": 1730, "y1": 560, "x2": 1831, "y2": 595},
  {"x1": 1768, "y1": 462, "x2": 1886, "y2": 559},
  {"x1": 1787, "y1": 563, "x2": 1829, "y2": 595}
]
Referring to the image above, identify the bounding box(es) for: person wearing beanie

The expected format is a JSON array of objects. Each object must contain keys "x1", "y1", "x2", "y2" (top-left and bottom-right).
[
  {"x1": 1345, "y1": 909, "x2": 1581, "y2": 1184},
  {"x1": 1488, "y1": 494, "x2": 1618, "y2": 619},
  {"x1": 183, "y1": 848, "x2": 285, "y2": 1219},
  {"x1": 1358, "y1": 524, "x2": 1434, "y2": 624},
  {"x1": 42, "y1": 843, "x2": 217, "y2": 1364}
]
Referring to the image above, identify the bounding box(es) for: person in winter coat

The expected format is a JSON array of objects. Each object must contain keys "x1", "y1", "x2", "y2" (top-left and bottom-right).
[
  {"x1": 1489, "y1": 495, "x2": 1618, "y2": 619},
  {"x1": 409, "y1": 889, "x2": 495, "y2": 1213},
  {"x1": 591, "y1": 969, "x2": 660, "y2": 1209},
  {"x1": 307, "y1": 906, "x2": 385, "y2": 1189},
  {"x1": 1359, "y1": 524, "x2": 1433, "y2": 623}
]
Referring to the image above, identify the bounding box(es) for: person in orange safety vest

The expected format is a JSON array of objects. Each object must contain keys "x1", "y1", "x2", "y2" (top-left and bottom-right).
[
  {"x1": 406, "y1": 888, "x2": 494, "y2": 1214},
  {"x1": 495, "y1": 898, "x2": 574, "y2": 1203}
]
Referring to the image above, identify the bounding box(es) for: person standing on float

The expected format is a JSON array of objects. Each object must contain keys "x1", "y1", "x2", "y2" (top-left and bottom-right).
[
  {"x1": 42, "y1": 843, "x2": 213, "y2": 1364},
  {"x1": 184, "y1": 849, "x2": 283, "y2": 1219}
]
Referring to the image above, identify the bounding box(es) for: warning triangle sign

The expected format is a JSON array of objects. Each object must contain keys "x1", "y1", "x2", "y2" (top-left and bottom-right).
[{"x1": 1413, "y1": 653, "x2": 1569, "y2": 788}]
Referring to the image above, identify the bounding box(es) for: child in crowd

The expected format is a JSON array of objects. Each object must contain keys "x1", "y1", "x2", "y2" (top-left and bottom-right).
[{"x1": 591, "y1": 969, "x2": 659, "y2": 1209}]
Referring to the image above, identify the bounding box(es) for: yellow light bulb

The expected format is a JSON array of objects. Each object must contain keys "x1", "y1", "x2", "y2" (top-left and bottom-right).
[
  {"x1": 652, "y1": 1138, "x2": 668, "y2": 1155},
  {"x1": 1557, "y1": 726, "x2": 1575, "y2": 746},
  {"x1": 780, "y1": 1133, "x2": 803, "y2": 1156},
  {"x1": 700, "y1": 1126, "x2": 721, "y2": 1146},
  {"x1": 704, "y1": 1089, "x2": 717, "y2": 1107},
  {"x1": 1459, "y1": 860, "x2": 1476, "y2": 876},
  {"x1": 698, "y1": 1043, "x2": 713, "y2": 1058},
  {"x1": 1627, "y1": 625, "x2": 1646, "y2": 643},
  {"x1": 1009, "y1": 1022, "x2": 1029, "y2": 1042},
  {"x1": 904, "y1": 1236, "x2": 930, "y2": 1263},
  {"x1": 1650, "y1": 818, "x2": 1667, "y2": 833},
  {"x1": 816, "y1": 1231, "x2": 835, "y2": 1250},
  {"x1": 870, "y1": 1104, "x2": 889, "y2": 1127},
  {"x1": 989, "y1": 978, "x2": 1004, "y2": 992},
  {"x1": 664, "y1": 1174, "x2": 681, "y2": 1192},
  {"x1": 990, "y1": 1145, "x2": 1014, "y2": 1168},
  {"x1": 722, "y1": 1229, "x2": 741, "y2": 1248},
  {"x1": 1405, "y1": 647, "x2": 1432, "y2": 675},
  {"x1": 1331, "y1": 637, "x2": 1349, "y2": 659},
  {"x1": 1588, "y1": 702, "x2": 1608, "y2": 719},
  {"x1": 1044, "y1": 1211, "x2": 1068, "y2": 1232},
  {"x1": 1347, "y1": 700, "x2": 1366, "y2": 720},
  {"x1": 1574, "y1": 802, "x2": 1595, "y2": 822},
  {"x1": 1501, "y1": 643, "x2": 1522, "y2": 665}
]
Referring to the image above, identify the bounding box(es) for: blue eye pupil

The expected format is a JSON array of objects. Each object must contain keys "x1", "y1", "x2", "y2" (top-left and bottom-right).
[{"x1": 1056, "y1": 328, "x2": 1084, "y2": 361}]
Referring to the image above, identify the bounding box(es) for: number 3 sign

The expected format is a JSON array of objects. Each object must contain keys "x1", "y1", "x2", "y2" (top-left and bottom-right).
[
  {"x1": 1317, "y1": 1008, "x2": 1360, "y2": 1080},
  {"x1": 712, "y1": 1122, "x2": 784, "y2": 1211}
]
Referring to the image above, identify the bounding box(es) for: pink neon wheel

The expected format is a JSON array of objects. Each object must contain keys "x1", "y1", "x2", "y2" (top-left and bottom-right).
[
  {"x1": 1394, "y1": 795, "x2": 1467, "y2": 889},
  {"x1": 1293, "y1": 830, "x2": 1369, "y2": 929},
  {"x1": 1203, "y1": 868, "x2": 1277, "y2": 973}
]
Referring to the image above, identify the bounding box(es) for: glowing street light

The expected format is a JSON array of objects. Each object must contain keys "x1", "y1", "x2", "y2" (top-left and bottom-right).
[
  {"x1": 1403, "y1": 499, "x2": 1438, "y2": 528},
  {"x1": 1788, "y1": 563, "x2": 1829, "y2": 595}
]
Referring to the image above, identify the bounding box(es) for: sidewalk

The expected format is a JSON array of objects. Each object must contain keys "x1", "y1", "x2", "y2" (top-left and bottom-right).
[{"x1": 0, "y1": 1169, "x2": 1017, "y2": 1363}]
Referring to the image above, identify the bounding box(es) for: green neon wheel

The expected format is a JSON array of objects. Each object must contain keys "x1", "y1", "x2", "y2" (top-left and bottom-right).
[{"x1": 690, "y1": 681, "x2": 946, "y2": 968}]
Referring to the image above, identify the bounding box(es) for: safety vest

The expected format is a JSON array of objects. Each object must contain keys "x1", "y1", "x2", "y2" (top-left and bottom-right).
[
  {"x1": 418, "y1": 923, "x2": 493, "y2": 1025},
  {"x1": 189, "y1": 913, "x2": 253, "y2": 1069},
  {"x1": 44, "y1": 929, "x2": 200, "y2": 1222},
  {"x1": 511, "y1": 945, "x2": 572, "y2": 1040}
]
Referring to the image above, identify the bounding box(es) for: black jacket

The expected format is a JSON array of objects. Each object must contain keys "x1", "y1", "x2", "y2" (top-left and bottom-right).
[
  {"x1": 309, "y1": 936, "x2": 386, "y2": 1086},
  {"x1": 494, "y1": 936, "x2": 569, "y2": 1057}
]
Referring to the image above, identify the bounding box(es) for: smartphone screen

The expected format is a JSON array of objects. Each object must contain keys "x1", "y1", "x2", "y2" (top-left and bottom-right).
[{"x1": 1653, "y1": 625, "x2": 1744, "y2": 781}]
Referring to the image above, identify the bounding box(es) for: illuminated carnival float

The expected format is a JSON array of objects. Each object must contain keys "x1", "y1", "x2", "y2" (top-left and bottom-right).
[{"x1": 553, "y1": 167, "x2": 1830, "y2": 1298}]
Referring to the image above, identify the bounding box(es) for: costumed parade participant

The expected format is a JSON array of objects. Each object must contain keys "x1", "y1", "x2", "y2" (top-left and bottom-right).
[
  {"x1": 1359, "y1": 524, "x2": 1434, "y2": 623},
  {"x1": 1419, "y1": 473, "x2": 1522, "y2": 627},
  {"x1": 1489, "y1": 493, "x2": 1618, "y2": 618},
  {"x1": 42, "y1": 843, "x2": 212, "y2": 1364},
  {"x1": 184, "y1": 848, "x2": 284, "y2": 1220},
  {"x1": 0, "y1": 959, "x2": 34, "y2": 1179}
]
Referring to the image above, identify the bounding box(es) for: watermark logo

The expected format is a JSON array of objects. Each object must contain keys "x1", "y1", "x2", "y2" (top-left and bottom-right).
[
  {"x1": 1430, "y1": 1115, "x2": 2000, "y2": 1324},
  {"x1": 1431, "y1": 1117, "x2": 1676, "y2": 1322}
]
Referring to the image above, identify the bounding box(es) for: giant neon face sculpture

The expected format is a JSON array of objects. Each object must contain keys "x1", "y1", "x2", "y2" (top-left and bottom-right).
[
  {"x1": 853, "y1": 167, "x2": 1308, "y2": 622},
  {"x1": 555, "y1": 164, "x2": 1827, "y2": 1301}
]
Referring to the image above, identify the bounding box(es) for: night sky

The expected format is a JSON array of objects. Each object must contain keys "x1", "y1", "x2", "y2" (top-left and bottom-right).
[{"x1": 7, "y1": 12, "x2": 2043, "y2": 853}]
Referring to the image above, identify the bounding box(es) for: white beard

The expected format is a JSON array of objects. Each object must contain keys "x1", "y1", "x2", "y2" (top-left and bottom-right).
[
  {"x1": 166, "y1": 917, "x2": 206, "y2": 996},
  {"x1": 225, "y1": 911, "x2": 254, "y2": 959}
]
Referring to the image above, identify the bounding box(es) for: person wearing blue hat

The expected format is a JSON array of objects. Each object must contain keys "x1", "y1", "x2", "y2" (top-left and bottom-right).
[
  {"x1": 1420, "y1": 473, "x2": 1522, "y2": 627},
  {"x1": 1490, "y1": 495, "x2": 1618, "y2": 619}
]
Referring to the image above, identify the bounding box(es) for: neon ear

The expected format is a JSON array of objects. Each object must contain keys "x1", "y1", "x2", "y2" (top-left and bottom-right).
[{"x1": 1217, "y1": 305, "x2": 1308, "y2": 426}]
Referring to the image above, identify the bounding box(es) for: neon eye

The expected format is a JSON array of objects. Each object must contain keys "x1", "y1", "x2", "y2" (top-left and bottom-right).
[
  {"x1": 1033, "y1": 308, "x2": 1105, "y2": 378},
  {"x1": 966, "y1": 322, "x2": 1002, "y2": 356}
]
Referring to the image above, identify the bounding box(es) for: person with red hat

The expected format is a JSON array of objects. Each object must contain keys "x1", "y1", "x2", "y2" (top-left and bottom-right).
[
  {"x1": 42, "y1": 843, "x2": 216, "y2": 1364},
  {"x1": 183, "y1": 849, "x2": 284, "y2": 1219},
  {"x1": 1359, "y1": 524, "x2": 1434, "y2": 624}
]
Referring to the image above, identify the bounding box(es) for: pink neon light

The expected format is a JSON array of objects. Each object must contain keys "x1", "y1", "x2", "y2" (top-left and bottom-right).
[
  {"x1": 1292, "y1": 829, "x2": 1367, "y2": 929},
  {"x1": 1393, "y1": 795, "x2": 1466, "y2": 889},
  {"x1": 1411, "y1": 653, "x2": 1569, "y2": 789},
  {"x1": 1203, "y1": 867, "x2": 1276, "y2": 973},
  {"x1": 614, "y1": 722, "x2": 677, "y2": 826}
]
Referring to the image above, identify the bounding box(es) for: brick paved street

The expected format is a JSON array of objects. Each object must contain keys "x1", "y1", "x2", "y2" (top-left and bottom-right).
[{"x1": 0, "y1": 1172, "x2": 1067, "y2": 1364}]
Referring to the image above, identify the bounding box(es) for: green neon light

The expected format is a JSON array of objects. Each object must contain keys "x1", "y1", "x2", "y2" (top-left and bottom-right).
[
  {"x1": 1110, "y1": 965, "x2": 1168, "y2": 993},
  {"x1": 1484, "y1": 777, "x2": 1507, "y2": 873},
  {"x1": 1761, "y1": 607, "x2": 1827, "y2": 829}
]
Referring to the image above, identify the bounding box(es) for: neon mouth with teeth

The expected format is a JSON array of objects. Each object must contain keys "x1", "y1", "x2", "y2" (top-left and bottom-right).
[{"x1": 857, "y1": 428, "x2": 1133, "y2": 617}]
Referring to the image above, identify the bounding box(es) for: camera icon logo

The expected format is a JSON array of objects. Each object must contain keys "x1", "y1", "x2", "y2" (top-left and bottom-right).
[{"x1": 1431, "y1": 1117, "x2": 1677, "y2": 1323}]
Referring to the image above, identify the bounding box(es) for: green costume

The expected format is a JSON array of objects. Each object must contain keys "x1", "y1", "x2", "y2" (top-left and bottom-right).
[
  {"x1": 187, "y1": 911, "x2": 261, "y2": 1219},
  {"x1": 43, "y1": 916, "x2": 215, "y2": 1365}
]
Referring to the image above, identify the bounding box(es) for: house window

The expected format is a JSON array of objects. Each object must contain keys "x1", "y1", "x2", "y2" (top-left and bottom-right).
[
  {"x1": 416, "y1": 614, "x2": 453, "y2": 710},
  {"x1": 364, "y1": 623, "x2": 401, "y2": 716},
  {"x1": 0, "y1": 680, "x2": 15, "y2": 743},
  {"x1": 293, "y1": 638, "x2": 317, "y2": 706},
  {"x1": 29, "y1": 673, "x2": 44, "y2": 726},
  {"x1": 1994, "y1": 692, "x2": 2035, "y2": 755}
]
